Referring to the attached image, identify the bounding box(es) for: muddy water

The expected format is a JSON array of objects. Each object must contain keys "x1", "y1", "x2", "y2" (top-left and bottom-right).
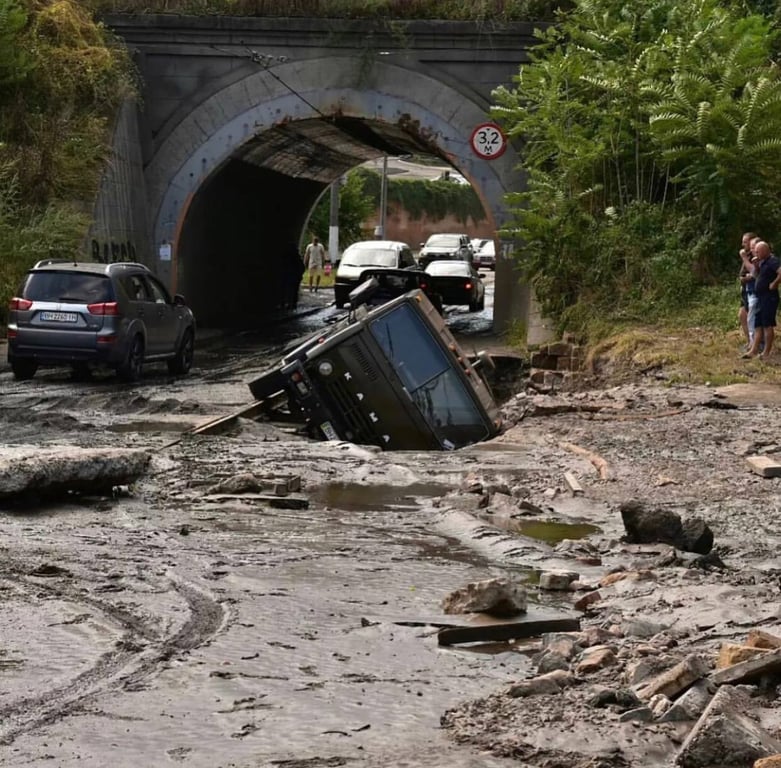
[{"x1": 0, "y1": 469, "x2": 524, "y2": 768}]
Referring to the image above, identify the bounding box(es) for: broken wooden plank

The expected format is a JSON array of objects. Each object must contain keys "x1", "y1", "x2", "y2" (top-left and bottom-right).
[
  {"x1": 564, "y1": 471, "x2": 584, "y2": 495},
  {"x1": 746, "y1": 455, "x2": 781, "y2": 478},
  {"x1": 188, "y1": 401, "x2": 271, "y2": 436},
  {"x1": 559, "y1": 441, "x2": 609, "y2": 479},
  {"x1": 636, "y1": 654, "x2": 710, "y2": 701},
  {"x1": 709, "y1": 648, "x2": 781, "y2": 686},
  {"x1": 746, "y1": 629, "x2": 781, "y2": 649},
  {"x1": 437, "y1": 616, "x2": 580, "y2": 646}
]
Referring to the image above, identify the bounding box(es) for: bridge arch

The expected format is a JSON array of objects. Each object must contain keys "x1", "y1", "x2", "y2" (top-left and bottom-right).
[{"x1": 145, "y1": 55, "x2": 524, "y2": 328}]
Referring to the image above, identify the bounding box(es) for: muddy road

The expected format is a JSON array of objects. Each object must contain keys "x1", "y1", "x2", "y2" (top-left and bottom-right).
[
  {"x1": 5, "y1": 280, "x2": 781, "y2": 768},
  {"x1": 0, "y1": 287, "x2": 524, "y2": 768}
]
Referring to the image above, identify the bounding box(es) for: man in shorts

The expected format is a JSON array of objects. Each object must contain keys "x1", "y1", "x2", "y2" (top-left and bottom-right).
[
  {"x1": 743, "y1": 240, "x2": 781, "y2": 360},
  {"x1": 304, "y1": 236, "x2": 327, "y2": 292}
]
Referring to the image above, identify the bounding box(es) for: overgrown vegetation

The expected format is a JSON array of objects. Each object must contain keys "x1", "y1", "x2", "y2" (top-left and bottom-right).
[
  {"x1": 307, "y1": 170, "x2": 377, "y2": 247},
  {"x1": 0, "y1": 0, "x2": 135, "y2": 324},
  {"x1": 493, "y1": 0, "x2": 781, "y2": 336},
  {"x1": 357, "y1": 168, "x2": 487, "y2": 224},
  {"x1": 87, "y1": 0, "x2": 562, "y2": 22},
  {"x1": 307, "y1": 166, "x2": 488, "y2": 247}
]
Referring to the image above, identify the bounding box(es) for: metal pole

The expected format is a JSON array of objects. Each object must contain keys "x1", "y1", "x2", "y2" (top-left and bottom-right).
[
  {"x1": 378, "y1": 155, "x2": 388, "y2": 239},
  {"x1": 329, "y1": 180, "x2": 340, "y2": 266}
]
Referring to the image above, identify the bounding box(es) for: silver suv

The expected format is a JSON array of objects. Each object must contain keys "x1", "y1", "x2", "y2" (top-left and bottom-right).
[
  {"x1": 7, "y1": 260, "x2": 196, "y2": 382},
  {"x1": 418, "y1": 233, "x2": 473, "y2": 269}
]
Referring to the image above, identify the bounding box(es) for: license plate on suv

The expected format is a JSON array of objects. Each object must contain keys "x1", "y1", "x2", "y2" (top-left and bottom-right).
[{"x1": 40, "y1": 311, "x2": 78, "y2": 323}]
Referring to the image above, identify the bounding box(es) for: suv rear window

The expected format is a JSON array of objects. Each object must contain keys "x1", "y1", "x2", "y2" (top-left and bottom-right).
[{"x1": 23, "y1": 272, "x2": 113, "y2": 303}]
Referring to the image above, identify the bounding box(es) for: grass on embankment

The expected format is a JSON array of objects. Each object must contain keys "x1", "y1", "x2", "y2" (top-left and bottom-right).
[{"x1": 513, "y1": 284, "x2": 781, "y2": 388}]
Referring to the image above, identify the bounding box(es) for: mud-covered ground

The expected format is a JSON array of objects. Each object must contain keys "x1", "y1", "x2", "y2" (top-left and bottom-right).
[{"x1": 3, "y1": 286, "x2": 781, "y2": 767}]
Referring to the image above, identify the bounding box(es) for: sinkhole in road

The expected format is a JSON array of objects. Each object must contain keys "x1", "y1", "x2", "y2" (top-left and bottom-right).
[{"x1": 311, "y1": 481, "x2": 449, "y2": 512}]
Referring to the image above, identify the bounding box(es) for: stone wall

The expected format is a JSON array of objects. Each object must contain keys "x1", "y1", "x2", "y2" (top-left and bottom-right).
[
  {"x1": 87, "y1": 99, "x2": 152, "y2": 268},
  {"x1": 379, "y1": 204, "x2": 496, "y2": 249},
  {"x1": 529, "y1": 339, "x2": 584, "y2": 389}
]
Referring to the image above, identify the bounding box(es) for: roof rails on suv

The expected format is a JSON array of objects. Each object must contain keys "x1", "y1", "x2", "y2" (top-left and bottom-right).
[
  {"x1": 31, "y1": 260, "x2": 152, "y2": 273},
  {"x1": 33, "y1": 259, "x2": 75, "y2": 268}
]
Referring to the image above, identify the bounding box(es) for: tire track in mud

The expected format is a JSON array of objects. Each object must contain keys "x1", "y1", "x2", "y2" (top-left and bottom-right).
[{"x1": 0, "y1": 573, "x2": 228, "y2": 745}]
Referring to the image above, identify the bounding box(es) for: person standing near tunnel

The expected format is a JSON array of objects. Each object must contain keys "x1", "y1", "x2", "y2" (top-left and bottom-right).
[{"x1": 304, "y1": 235, "x2": 327, "y2": 292}]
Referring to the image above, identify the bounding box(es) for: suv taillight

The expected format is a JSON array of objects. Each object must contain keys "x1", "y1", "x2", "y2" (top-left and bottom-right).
[
  {"x1": 9, "y1": 298, "x2": 32, "y2": 311},
  {"x1": 465, "y1": 281, "x2": 473, "y2": 290},
  {"x1": 87, "y1": 301, "x2": 119, "y2": 316}
]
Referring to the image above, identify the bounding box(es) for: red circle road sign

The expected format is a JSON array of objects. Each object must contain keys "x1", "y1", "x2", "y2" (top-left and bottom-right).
[{"x1": 469, "y1": 123, "x2": 507, "y2": 159}]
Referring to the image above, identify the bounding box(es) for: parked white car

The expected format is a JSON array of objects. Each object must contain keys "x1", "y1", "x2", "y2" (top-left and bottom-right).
[
  {"x1": 333, "y1": 240, "x2": 418, "y2": 308},
  {"x1": 470, "y1": 239, "x2": 496, "y2": 270}
]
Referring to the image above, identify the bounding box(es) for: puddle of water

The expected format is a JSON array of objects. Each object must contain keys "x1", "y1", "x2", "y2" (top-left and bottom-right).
[
  {"x1": 311, "y1": 482, "x2": 448, "y2": 512},
  {"x1": 499, "y1": 518, "x2": 600, "y2": 544}
]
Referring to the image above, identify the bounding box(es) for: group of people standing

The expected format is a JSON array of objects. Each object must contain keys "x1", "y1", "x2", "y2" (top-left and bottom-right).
[{"x1": 738, "y1": 231, "x2": 781, "y2": 360}]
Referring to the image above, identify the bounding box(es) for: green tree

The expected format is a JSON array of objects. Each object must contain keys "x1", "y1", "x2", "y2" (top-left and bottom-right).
[
  {"x1": 309, "y1": 170, "x2": 376, "y2": 248},
  {"x1": 493, "y1": 0, "x2": 781, "y2": 328}
]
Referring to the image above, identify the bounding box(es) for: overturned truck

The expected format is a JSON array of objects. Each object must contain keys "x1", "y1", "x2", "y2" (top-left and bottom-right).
[{"x1": 248, "y1": 283, "x2": 502, "y2": 451}]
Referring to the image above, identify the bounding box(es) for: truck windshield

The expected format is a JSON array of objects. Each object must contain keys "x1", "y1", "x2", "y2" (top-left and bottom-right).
[{"x1": 369, "y1": 303, "x2": 489, "y2": 448}]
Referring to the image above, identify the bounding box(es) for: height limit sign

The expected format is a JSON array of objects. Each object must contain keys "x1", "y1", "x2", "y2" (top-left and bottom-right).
[{"x1": 470, "y1": 123, "x2": 507, "y2": 159}]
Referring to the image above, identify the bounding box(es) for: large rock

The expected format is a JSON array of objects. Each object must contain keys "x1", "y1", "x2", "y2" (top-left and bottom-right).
[
  {"x1": 0, "y1": 447, "x2": 151, "y2": 503},
  {"x1": 620, "y1": 500, "x2": 714, "y2": 554},
  {"x1": 442, "y1": 577, "x2": 527, "y2": 617}
]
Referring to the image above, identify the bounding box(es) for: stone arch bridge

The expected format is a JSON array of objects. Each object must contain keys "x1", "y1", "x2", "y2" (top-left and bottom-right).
[{"x1": 94, "y1": 14, "x2": 541, "y2": 334}]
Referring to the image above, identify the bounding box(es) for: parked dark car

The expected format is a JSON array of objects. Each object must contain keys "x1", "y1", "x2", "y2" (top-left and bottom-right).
[
  {"x1": 334, "y1": 240, "x2": 418, "y2": 308},
  {"x1": 418, "y1": 233, "x2": 473, "y2": 269},
  {"x1": 354, "y1": 268, "x2": 443, "y2": 313},
  {"x1": 7, "y1": 260, "x2": 195, "y2": 382},
  {"x1": 248, "y1": 290, "x2": 501, "y2": 451},
  {"x1": 424, "y1": 259, "x2": 486, "y2": 311}
]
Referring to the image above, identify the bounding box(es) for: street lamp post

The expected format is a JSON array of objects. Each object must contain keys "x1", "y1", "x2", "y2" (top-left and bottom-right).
[{"x1": 377, "y1": 154, "x2": 388, "y2": 239}]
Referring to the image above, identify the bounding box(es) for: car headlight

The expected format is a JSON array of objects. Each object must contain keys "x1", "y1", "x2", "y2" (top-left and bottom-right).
[{"x1": 318, "y1": 360, "x2": 334, "y2": 376}]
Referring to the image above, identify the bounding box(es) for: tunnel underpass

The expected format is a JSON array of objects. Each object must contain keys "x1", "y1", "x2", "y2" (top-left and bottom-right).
[{"x1": 177, "y1": 117, "x2": 458, "y2": 329}]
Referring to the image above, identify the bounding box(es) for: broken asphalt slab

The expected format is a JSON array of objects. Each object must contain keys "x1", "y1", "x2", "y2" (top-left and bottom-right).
[{"x1": 0, "y1": 446, "x2": 151, "y2": 504}]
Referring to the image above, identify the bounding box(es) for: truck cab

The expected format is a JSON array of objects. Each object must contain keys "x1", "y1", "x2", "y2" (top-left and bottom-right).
[{"x1": 249, "y1": 289, "x2": 501, "y2": 451}]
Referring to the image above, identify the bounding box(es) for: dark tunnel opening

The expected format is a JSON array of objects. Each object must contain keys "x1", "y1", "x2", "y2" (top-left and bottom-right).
[
  {"x1": 173, "y1": 117, "x2": 474, "y2": 331},
  {"x1": 177, "y1": 159, "x2": 326, "y2": 329}
]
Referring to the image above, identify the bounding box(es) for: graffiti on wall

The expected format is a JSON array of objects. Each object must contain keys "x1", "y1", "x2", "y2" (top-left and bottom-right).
[{"x1": 91, "y1": 239, "x2": 137, "y2": 264}]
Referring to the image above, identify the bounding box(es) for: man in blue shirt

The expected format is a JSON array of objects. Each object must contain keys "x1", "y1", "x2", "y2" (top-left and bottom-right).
[{"x1": 743, "y1": 240, "x2": 781, "y2": 360}]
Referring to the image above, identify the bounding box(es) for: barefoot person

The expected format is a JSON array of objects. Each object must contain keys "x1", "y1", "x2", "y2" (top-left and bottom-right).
[{"x1": 743, "y1": 240, "x2": 781, "y2": 360}]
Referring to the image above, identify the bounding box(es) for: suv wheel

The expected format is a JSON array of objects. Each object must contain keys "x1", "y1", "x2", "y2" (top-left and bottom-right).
[
  {"x1": 118, "y1": 335, "x2": 144, "y2": 382},
  {"x1": 10, "y1": 357, "x2": 38, "y2": 381},
  {"x1": 168, "y1": 329, "x2": 194, "y2": 375}
]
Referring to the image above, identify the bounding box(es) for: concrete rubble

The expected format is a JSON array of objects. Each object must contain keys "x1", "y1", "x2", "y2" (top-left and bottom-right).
[
  {"x1": 0, "y1": 446, "x2": 150, "y2": 503},
  {"x1": 441, "y1": 577, "x2": 527, "y2": 616}
]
